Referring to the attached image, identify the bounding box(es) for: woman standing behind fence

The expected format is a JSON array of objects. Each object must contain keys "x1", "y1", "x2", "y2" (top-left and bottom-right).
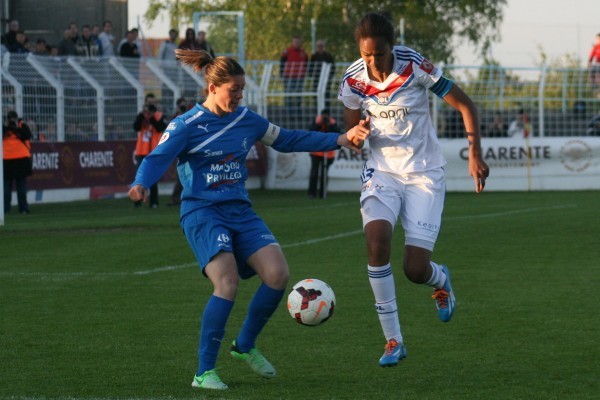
[
  {"x1": 339, "y1": 12, "x2": 489, "y2": 367},
  {"x1": 128, "y1": 49, "x2": 368, "y2": 390}
]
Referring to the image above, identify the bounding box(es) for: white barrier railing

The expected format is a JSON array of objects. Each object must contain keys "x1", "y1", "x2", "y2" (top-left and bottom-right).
[{"x1": 1, "y1": 55, "x2": 600, "y2": 142}]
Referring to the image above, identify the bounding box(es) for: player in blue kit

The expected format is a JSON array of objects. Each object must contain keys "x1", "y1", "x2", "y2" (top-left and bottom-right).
[
  {"x1": 128, "y1": 49, "x2": 368, "y2": 390},
  {"x1": 339, "y1": 13, "x2": 489, "y2": 367}
]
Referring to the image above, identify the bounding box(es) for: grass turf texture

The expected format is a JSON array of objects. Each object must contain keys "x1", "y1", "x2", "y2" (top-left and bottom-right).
[{"x1": 1, "y1": 190, "x2": 598, "y2": 400}]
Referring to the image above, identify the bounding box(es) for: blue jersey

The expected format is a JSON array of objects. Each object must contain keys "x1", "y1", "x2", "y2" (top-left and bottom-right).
[{"x1": 132, "y1": 104, "x2": 341, "y2": 215}]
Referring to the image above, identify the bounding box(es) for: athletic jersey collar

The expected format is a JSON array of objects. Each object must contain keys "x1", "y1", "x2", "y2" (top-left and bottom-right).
[
  {"x1": 361, "y1": 54, "x2": 402, "y2": 90},
  {"x1": 196, "y1": 103, "x2": 246, "y2": 120}
]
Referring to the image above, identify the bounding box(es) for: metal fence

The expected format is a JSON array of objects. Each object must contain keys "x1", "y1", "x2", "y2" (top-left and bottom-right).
[{"x1": 2, "y1": 53, "x2": 600, "y2": 142}]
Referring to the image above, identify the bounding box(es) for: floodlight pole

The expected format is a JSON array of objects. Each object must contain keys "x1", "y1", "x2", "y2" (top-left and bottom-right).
[
  {"x1": 311, "y1": 19, "x2": 316, "y2": 54},
  {"x1": 398, "y1": 18, "x2": 405, "y2": 45}
]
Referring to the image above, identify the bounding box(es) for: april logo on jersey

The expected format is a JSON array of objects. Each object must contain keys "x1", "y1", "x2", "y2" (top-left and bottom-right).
[
  {"x1": 158, "y1": 132, "x2": 169, "y2": 145},
  {"x1": 242, "y1": 137, "x2": 248, "y2": 151},
  {"x1": 166, "y1": 122, "x2": 177, "y2": 130},
  {"x1": 217, "y1": 233, "x2": 231, "y2": 246},
  {"x1": 367, "y1": 107, "x2": 410, "y2": 121},
  {"x1": 197, "y1": 123, "x2": 209, "y2": 132}
]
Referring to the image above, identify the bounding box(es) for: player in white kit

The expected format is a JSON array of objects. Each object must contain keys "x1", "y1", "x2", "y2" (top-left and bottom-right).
[{"x1": 338, "y1": 12, "x2": 489, "y2": 367}]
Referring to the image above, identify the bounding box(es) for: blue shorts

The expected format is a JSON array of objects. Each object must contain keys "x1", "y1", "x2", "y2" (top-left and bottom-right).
[{"x1": 180, "y1": 201, "x2": 278, "y2": 279}]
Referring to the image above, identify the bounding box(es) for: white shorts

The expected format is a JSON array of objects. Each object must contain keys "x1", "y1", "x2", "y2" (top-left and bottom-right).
[{"x1": 359, "y1": 167, "x2": 446, "y2": 251}]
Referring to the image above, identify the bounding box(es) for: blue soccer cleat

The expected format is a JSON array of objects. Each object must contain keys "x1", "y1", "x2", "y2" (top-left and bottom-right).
[
  {"x1": 378, "y1": 338, "x2": 407, "y2": 367},
  {"x1": 432, "y1": 265, "x2": 456, "y2": 322}
]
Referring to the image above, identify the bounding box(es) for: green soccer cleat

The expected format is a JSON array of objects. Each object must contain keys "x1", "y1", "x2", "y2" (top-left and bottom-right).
[
  {"x1": 191, "y1": 369, "x2": 228, "y2": 390},
  {"x1": 230, "y1": 340, "x2": 276, "y2": 378}
]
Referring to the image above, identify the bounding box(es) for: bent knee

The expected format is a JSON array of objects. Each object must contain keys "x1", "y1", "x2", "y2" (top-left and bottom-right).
[
  {"x1": 264, "y1": 267, "x2": 289, "y2": 290},
  {"x1": 214, "y1": 274, "x2": 240, "y2": 299}
]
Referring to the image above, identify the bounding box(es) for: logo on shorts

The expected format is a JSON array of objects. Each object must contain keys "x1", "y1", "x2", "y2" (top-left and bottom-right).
[
  {"x1": 217, "y1": 233, "x2": 230, "y2": 246},
  {"x1": 360, "y1": 165, "x2": 374, "y2": 183},
  {"x1": 417, "y1": 220, "x2": 439, "y2": 232}
]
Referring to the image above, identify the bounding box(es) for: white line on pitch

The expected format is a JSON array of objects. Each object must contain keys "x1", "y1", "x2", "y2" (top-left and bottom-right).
[
  {"x1": 1, "y1": 263, "x2": 196, "y2": 278},
  {"x1": 1, "y1": 204, "x2": 576, "y2": 278},
  {"x1": 445, "y1": 204, "x2": 576, "y2": 220},
  {"x1": 282, "y1": 204, "x2": 577, "y2": 248},
  {"x1": 281, "y1": 230, "x2": 363, "y2": 249}
]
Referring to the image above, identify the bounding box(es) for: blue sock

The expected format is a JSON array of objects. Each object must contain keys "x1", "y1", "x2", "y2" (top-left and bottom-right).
[
  {"x1": 235, "y1": 283, "x2": 285, "y2": 353},
  {"x1": 197, "y1": 295, "x2": 234, "y2": 376}
]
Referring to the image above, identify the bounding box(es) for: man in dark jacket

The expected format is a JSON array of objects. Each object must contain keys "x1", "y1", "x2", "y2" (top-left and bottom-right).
[{"x1": 3, "y1": 111, "x2": 33, "y2": 214}]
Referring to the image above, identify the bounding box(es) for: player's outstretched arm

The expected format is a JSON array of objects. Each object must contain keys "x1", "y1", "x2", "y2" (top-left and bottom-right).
[
  {"x1": 128, "y1": 185, "x2": 148, "y2": 203},
  {"x1": 443, "y1": 84, "x2": 489, "y2": 192}
]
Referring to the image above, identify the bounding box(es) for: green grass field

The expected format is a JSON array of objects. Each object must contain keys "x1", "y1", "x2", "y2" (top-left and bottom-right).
[{"x1": 1, "y1": 190, "x2": 599, "y2": 400}]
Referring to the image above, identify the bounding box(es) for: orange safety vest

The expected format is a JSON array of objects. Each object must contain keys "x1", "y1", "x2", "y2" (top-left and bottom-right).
[
  {"x1": 310, "y1": 115, "x2": 337, "y2": 159},
  {"x1": 310, "y1": 149, "x2": 336, "y2": 159},
  {"x1": 3, "y1": 129, "x2": 31, "y2": 160},
  {"x1": 135, "y1": 111, "x2": 164, "y2": 156}
]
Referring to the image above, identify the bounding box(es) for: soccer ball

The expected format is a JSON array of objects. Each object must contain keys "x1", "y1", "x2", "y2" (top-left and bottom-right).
[{"x1": 287, "y1": 278, "x2": 335, "y2": 326}]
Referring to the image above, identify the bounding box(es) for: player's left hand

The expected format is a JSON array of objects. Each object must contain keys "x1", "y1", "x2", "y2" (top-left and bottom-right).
[{"x1": 469, "y1": 156, "x2": 489, "y2": 193}]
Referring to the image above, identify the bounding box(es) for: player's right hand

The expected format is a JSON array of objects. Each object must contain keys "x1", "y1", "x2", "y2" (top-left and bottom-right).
[
  {"x1": 128, "y1": 185, "x2": 148, "y2": 202},
  {"x1": 347, "y1": 116, "x2": 370, "y2": 148}
]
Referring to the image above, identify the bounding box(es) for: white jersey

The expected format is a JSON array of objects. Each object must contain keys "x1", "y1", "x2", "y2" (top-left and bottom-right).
[{"x1": 338, "y1": 46, "x2": 453, "y2": 174}]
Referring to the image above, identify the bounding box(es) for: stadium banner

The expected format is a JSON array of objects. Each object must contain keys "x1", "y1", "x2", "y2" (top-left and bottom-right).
[
  {"x1": 266, "y1": 137, "x2": 600, "y2": 191},
  {"x1": 442, "y1": 137, "x2": 600, "y2": 191},
  {"x1": 29, "y1": 141, "x2": 140, "y2": 190},
  {"x1": 28, "y1": 141, "x2": 267, "y2": 191}
]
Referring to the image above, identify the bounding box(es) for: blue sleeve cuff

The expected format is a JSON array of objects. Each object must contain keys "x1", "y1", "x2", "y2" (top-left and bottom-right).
[{"x1": 430, "y1": 76, "x2": 453, "y2": 98}]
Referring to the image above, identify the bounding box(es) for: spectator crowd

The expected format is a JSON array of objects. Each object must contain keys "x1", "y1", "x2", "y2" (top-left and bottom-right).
[
  {"x1": 0, "y1": 19, "x2": 221, "y2": 61},
  {"x1": 1, "y1": 19, "x2": 145, "y2": 59}
]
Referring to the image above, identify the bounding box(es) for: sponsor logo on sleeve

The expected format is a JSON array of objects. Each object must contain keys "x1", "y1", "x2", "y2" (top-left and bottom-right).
[
  {"x1": 158, "y1": 132, "x2": 169, "y2": 145},
  {"x1": 419, "y1": 59, "x2": 434, "y2": 74},
  {"x1": 166, "y1": 122, "x2": 177, "y2": 131}
]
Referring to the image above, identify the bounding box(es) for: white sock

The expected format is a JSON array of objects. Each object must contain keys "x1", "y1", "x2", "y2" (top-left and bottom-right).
[
  {"x1": 426, "y1": 261, "x2": 447, "y2": 289},
  {"x1": 368, "y1": 264, "x2": 403, "y2": 343}
]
